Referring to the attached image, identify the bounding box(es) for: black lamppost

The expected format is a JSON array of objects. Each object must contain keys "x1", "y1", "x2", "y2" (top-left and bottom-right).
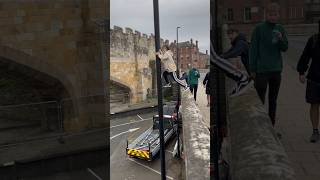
[
  {"x1": 153, "y1": 0, "x2": 166, "y2": 179},
  {"x1": 176, "y1": 26, "x2": 181, "y2": 158}
]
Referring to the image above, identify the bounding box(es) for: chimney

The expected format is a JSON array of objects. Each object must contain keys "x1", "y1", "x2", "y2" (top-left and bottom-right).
[
  {"x1": 206, "y1": 50, "x2": 208, "y2": 54},
  {"x1": 196, "y1": 40, "x2": 198, "y2": 48},
  {"x1": 190, "y1": 38, "x2": 193, "y2": 46}
]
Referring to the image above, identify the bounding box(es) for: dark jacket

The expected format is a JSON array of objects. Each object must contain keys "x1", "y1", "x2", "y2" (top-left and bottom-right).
[
  {"x1": 297, "y1": 35, "x2": 320, "y2": 83},
  {"x1": 180, "y1": 72, "x2": 188, "y2": 84},
  {"x1": 203, "y1": 72, "x2": 210, "y2": 89},
  {"x1": 222, "y1": 33, "x2": 250, "y2": 73}
]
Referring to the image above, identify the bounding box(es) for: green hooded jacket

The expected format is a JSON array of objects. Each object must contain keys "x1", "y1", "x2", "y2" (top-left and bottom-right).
[
  {"x1": 249, "y1": 21, "x2": 288, "y2": 73},
  {"x1": 188, "y1": 68, "x2": 200, "y2": 85}
]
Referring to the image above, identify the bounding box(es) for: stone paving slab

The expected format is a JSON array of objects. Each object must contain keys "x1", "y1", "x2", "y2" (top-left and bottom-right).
[{"x1": 276, "y1": 42, "x2": 320, "y2": 179}]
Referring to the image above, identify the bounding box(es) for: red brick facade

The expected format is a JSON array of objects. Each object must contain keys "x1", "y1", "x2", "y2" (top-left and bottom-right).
[
  {"x1": 221, "y1": 0, "x2": 319, "y2": 38},
  {"x1": 170, "y1": 39, "x2": 209, "y2": 71}
]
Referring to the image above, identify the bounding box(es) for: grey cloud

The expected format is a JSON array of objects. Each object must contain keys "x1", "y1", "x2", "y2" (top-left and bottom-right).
[{"x1": 111, "y1": 0, "x2": 210, "y2": 53}]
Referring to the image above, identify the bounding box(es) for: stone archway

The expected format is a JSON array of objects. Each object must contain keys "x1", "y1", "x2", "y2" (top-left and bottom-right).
[
  {"x1": 0, "y1": 46, "x2": 77, "y2": 98},
  {"x1": 0, "y1": 46, "x2": 78, "y2": 136},
  {"x1": 110, "y1": 77, "x2": 132, "y2": 106}
]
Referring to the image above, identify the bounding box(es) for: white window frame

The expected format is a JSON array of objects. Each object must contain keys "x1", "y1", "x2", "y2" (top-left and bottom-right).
[
  {"x1": 227, "y1": 8, "x2": 234, "y2": 21},
  {"x1": 244, "y1": 7, "x2": 252, "y2": 22}
]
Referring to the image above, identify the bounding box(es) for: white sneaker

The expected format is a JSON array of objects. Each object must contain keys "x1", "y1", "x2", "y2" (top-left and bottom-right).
[
  {"x1": 229, "y1": 76, "x2": 252, "y2": 97},
  {"x1": 163, "y1": 83, "x2": 171, "y2": 88}
]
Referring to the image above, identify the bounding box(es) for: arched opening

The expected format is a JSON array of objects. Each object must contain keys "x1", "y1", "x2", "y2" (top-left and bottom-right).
[
  {"x1": 0, "y1": 56, "x2": 71, "y2": 144},
  {"x1": 110, "y1": 80, "x2": 131, "y2": 110}
]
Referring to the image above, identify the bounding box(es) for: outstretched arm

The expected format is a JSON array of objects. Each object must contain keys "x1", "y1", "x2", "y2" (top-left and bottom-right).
[
  {"x1": 297, "y1": 36, "x2": 312, "y2": 76},
  {"x1": 278, "y1": 27, "x2": 288, "y2": 52},
  {"x1": 222, "y1": 40, "x2": 247, "y2": 59}
]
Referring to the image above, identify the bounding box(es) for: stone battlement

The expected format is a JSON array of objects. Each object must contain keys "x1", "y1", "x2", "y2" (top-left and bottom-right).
[{"x1": 110, "y1": 25, "x2": 169, "y2": 58}]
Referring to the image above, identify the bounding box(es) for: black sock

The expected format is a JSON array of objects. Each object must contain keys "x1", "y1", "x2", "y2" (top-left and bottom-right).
[{"x1": 313, "y1": 129, "x2": 319, "y2": 134}]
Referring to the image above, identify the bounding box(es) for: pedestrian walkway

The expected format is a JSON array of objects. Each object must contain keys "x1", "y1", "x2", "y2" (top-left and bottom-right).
[
  {"x1": 277, "y1": 48, "x2": 320, "y2": 180},
  {"x1": 196, "y1": 71, "x2": 210, "y2": 128}
]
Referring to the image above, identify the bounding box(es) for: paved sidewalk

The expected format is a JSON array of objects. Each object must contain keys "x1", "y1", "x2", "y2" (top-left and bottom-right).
[
  {"x1": 196, "y1": 71, "x2": 210, "y2": 128},
  {"x1": 276, "y1": 42, "x2": 320, "y2": 180}
]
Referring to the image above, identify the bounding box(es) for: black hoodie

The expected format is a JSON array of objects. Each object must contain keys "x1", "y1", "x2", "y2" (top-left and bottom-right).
[
  {"x1": 297, "y1": 34, "x2": 320, "y2": 83},
  {"x1": 221, "y1": 33, "x2": 250, "y2": 73}
]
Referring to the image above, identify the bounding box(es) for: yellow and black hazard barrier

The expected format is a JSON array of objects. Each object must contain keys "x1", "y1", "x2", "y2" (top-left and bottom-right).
[{"x1": 127, "y1": 148, "x2": 150, "y2": 160}]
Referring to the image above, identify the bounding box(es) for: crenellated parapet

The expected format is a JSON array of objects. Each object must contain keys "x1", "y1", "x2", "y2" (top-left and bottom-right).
[{"x1": 110, "y1": 26, "x2": 170, "y2": 59}]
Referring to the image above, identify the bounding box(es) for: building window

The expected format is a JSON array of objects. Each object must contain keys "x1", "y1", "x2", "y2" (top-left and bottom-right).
[
  {"x1": 244, "y1": 7, "x2": 252, "y2": 21},
  {"x1": 301, "y1": 7, "x2": 304, "y2": 17},
  {"x1": 227, "y1": 8, "x2": 234, "y2": 21}
]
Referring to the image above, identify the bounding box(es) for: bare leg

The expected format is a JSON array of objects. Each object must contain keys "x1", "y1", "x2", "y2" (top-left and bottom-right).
[{"x1": 310, "y1": 104, "x2": 320, "y2": 129}]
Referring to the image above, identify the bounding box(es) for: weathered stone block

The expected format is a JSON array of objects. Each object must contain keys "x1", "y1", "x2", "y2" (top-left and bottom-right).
[
  {"x1": 66, "y1": 19, "x2": 83, "y2": 28},
  {"x1": 14, "y1": 17, "x2": 23, "y2": 24},
  {"x1": 16, "y1": 33, "x2": 35, "y2": 41},
  {"x1": 51, "y1": 20, "x2": 63, "y2": 31},
  {"x1": 0, "y1": 17, "x2": 12, "y2": 26},
  {"x1": 16, "y1": 10, "x2": 26, "y2": 17}
]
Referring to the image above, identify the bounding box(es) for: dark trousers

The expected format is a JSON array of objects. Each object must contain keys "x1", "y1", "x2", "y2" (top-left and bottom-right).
[
  {"x1": 190, "y1": 84, "x2": 198, "y2": 101},
  {"x1": 163, "y1": 71, "x2": 187, "y2": 87},
  {"x1": 254, "y1": 72, "x2": 282, "y2": 126}
]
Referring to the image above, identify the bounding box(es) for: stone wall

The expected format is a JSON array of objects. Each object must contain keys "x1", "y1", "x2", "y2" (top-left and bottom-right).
[
  {"x1": 0, "y1": 0, "x2": 107, "y2": 132},
  {"x1": 181, "y1": 89, "x2": 210, "y2": 180},
  {"x1": 228, "y1": 83, "x2": 296, "y2": 180},
  {"x1": 110, "y1": 25, "x2": 169, "y2": 103}
]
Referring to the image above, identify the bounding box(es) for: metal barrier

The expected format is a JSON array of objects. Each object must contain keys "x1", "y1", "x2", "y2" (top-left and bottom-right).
[
  {"x1": 0, "y1": 94, "x2": 107, "y2": 144},
  {"x1": 0, "y1": 101, "x2": 60, "y2": 131}
]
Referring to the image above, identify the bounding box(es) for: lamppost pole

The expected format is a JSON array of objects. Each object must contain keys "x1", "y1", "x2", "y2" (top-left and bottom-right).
[
  {"x1": 176, "y1": 26, "x2": 181, "y2": 158},
  {"x1": 153, "y1": 0, "x2": 166, "y2": 179}
]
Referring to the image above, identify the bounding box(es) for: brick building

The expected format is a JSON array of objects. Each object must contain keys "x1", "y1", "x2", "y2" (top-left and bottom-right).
[
  {"x1": 170, "y1": 39, "x2": 209, "y2": 71},
  {"x1": 221, "y1": 0, "x2": 320, "y2": 37}
]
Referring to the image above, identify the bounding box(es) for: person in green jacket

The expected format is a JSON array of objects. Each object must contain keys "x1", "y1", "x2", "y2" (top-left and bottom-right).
[
  {"x1": 249, "y1": 2, "x2": 288, "y2": 127},
  {"x1": 188, "y1": 64, "x2": 200, "y2": 101}
]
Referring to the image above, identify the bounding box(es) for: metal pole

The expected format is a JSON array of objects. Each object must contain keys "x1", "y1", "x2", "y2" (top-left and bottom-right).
[
  {"x1": 176, "y1": 26, "x2": 181, "y2": 158},
  {"x1": 211, "y1": 0, "x2": 220, "y2": 179},
  {"x1": 153, "y1": 0, "x2": 166, "y2": 179}
]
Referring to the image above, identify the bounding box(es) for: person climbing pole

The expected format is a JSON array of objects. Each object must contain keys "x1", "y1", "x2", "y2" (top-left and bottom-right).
[{"x1": 156, "y1": 45, "x2": 188, "y2": 89}]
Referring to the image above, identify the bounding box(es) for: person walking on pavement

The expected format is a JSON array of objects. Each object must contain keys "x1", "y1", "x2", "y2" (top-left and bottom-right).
[
  {"x1": 249, "y1": 2, "x2": 288, "y2": 127},
  {"x1": 203, "y1": 71, "x2": 211, "y2": 107},
  {"x1": 188, "y1": 64, "x2": 200, "y2": 101},
  {"x1": 221, "y1": 28, "x2": 250, "y2": 74},
  {"x1": 180, "y1": 70, "x2": 188, "y2": 85},
  {"x1": 156, "y1": 45, "x2": 188, "y2": 89},
  {"x1": 297, "y1": 23, "x2": 320, "y2": 142}
]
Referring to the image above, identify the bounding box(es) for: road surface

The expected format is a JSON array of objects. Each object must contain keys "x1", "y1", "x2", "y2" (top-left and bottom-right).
[{"x1": 110, "y1": 112, "x2": 183, "y2": 180}]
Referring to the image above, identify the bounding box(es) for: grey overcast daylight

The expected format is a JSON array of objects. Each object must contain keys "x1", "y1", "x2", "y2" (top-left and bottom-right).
[{"x1": 111, "y1": 0, "x2": 210, "y2": 53}]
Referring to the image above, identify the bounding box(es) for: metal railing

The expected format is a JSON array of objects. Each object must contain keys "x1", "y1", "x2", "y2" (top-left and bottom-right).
[{"x1": 0, "y1": 94, "x2": 107, "y2": 144}]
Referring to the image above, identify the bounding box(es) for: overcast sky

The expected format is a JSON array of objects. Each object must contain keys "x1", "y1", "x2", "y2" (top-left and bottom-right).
[{"x1": 111, "y1": 0, "x2": 210, "y2": 53}]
